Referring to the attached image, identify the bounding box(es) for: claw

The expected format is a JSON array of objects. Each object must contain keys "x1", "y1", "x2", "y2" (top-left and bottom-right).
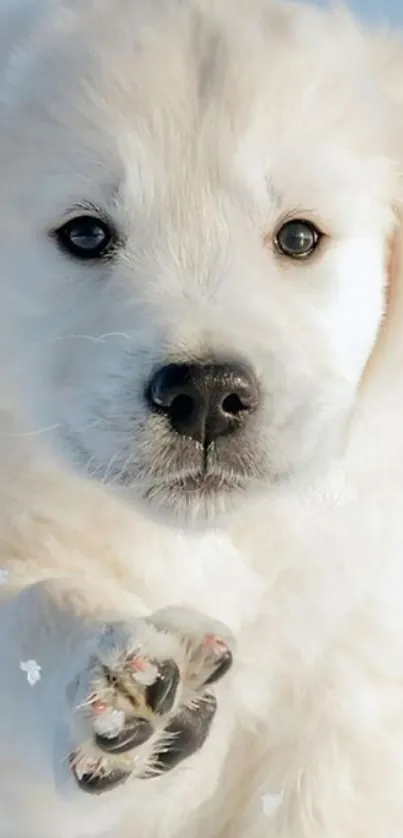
[{"x1": 70, "y1": 753, "x2": 132, "y2": 794}]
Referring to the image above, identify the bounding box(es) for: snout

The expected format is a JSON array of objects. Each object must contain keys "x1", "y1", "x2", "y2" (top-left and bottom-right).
[{"x1": 145, "y1": 359, "x2": 260, "y2": 445}]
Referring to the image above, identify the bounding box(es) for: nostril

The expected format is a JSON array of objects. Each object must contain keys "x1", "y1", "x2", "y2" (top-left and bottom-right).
[
  {"x1": 222, "y1": 393, "x2": 248, "y2": 416},
  {"x1": 146, "y1": 365, "x2": 195, "y2": 412},
  {"x1": 169, "y1": 394, "x2": 195, "y2": 424}
]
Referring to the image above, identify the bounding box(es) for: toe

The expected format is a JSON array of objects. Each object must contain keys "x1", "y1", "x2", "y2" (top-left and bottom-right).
[
  {"x1": 203, "y1": 646, "x2": 233, "y2": 685},
  {"x1": 95, "y1": 718, "x2": 153, "y2": 754},
  {"x1": 148, "y1": 692, "x2": 217, "y2": 776},
  {"x1": 70, "y1": 755, "x2": 132, "y2": 794},
  {"x1": 145, "y1": 659, "x2": 180, "y2": 714}
]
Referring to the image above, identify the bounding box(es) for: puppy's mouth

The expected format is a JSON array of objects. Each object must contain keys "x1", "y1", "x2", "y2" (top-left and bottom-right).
[
  {"x1": 139, "y1": 466, "x2": 247, "y2": 519},
  {"x1": 163, "y1": 470, "x2": 244, "y2": 496}
]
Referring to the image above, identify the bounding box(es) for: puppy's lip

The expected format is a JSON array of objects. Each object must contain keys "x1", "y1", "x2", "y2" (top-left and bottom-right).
[{"x1": 163, "y1": 471, "x2": 243, "y2": 495}]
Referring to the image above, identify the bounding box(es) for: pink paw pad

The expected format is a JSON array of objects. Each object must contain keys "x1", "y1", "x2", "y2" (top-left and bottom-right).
[
  {"x1": 128, "y1": 656, "x2": 159, "y2": 686},
  {"x1": 204, "y1": 633, "x2": 228, "y2": 654}
]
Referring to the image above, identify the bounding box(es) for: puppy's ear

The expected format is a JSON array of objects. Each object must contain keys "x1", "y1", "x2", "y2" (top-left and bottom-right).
[
  {"x1": 361, "y1": 208, "x2": 403, "y2": 397},
  {"x1": 379, "y1": 210, "x2": 403, "y2": 359},
  {"x1": 347, "y1": 211, "x2": 403, "y2": 467}
]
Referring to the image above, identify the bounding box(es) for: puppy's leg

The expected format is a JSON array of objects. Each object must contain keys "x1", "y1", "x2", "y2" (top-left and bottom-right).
[{"x1": 0, "y1": 580, "x2": 234, "y2": 834}]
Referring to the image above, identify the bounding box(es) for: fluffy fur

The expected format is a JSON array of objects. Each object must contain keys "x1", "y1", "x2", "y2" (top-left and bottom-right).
[{"x1": 1, "y1": 0, "x2": 403, "y2": 836}]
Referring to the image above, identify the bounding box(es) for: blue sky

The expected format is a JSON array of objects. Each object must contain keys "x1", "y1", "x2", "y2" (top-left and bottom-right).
[
  {"x1": 313, "y1": 0, "x2": 402, "y2": 23},
  {"x1": 348, "y1": 0, "x2": 401, "y2": 21}
]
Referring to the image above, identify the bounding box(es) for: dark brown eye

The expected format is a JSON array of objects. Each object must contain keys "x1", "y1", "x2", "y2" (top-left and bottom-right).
[
  {"x1": 275, "y1": 219, "x2": 321, "y2": 259},
  {"x1": 54, "y1": 216, "x2": 113, "y2": 260}
]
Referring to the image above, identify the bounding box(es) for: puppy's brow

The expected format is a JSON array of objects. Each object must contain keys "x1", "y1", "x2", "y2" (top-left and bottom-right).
[
  {"x1": 64, "y1": 196, "x2": 115, "y2": 219},
  {"x1": 266, "y1": 181, "x2": 283, "y2": 211},
  {"x1": 59, "y1": 181, "x2": 123, "y2": 221},
  {"x1": 66, "y1": 200, "x2": 104, "y2": 216}
]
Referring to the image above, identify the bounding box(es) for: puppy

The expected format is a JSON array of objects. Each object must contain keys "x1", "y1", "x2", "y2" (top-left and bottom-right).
[{"x1": 0, "y1": 1, "x2": 403, "y2": 836}]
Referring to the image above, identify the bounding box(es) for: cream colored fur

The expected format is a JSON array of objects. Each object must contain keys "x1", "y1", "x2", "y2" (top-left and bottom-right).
[{"x1": 1, "y1": 1, "x2": 403, "y2": 836}]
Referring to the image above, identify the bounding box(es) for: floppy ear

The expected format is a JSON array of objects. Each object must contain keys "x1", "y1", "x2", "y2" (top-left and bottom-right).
[
  {"x1": 386, "y1": 208, "x2": 403, "y2": 341},
  {"x1": 368, "y1": 209, "x2": 403, "y2": 381},
  {"x1": 357, "y1": 26, "x2": 403, "y2": 391},
  {"x1": 352, "y1": 207, "x2": 403, "y2": 455},
  {"x1": 344, "y1": 211, "x2": 403, "y2": 472}
]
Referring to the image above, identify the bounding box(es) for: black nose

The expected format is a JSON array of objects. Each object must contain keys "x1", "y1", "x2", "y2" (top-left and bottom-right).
[{"x1": 146, "y1": 360, "x2": 259, "y2": 444}]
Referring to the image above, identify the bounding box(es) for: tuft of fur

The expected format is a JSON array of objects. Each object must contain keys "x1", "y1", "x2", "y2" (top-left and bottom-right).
[{"x1": 1, "y1": 1, "x2": 403, "y2": 837}]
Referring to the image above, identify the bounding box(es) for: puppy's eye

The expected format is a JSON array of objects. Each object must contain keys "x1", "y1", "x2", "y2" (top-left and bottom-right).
[
  {"x1": 274, "y1": 219, "x2": 321, "y2": 259},
  {"x1": 54, "y1": 216, "x2": 113, "y2": 260}
]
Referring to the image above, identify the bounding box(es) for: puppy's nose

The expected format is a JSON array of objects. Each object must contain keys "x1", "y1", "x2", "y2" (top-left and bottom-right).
[{"x1": 146, "y1": 361, "x2": 259, "y2": 444}]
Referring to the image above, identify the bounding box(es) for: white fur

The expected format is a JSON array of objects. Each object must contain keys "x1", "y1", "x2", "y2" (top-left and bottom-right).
[{"x1": 1, "y1": 0, "x2": 403, "y2": 836}]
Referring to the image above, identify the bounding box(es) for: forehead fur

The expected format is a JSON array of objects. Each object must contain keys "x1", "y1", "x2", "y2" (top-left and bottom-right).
[
  {"x1": 0, "y1": 0, "x2": 400, "y2": 245},
  {"x1": 0, "y1": 0, "x2": 397, "y2": 153}
]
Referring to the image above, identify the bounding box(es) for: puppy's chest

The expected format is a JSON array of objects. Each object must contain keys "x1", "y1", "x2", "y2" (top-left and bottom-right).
[{"x1": 140, "y1": 530, "x2": 264, "y2": 635}]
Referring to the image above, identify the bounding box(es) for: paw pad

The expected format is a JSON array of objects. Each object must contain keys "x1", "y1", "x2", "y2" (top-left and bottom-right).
[
  {"x1": 128, "y1": 656, "x2": 159, "y2": 687},
  {"x1": 92, "y1": 707, "x2": 125, "y2": 738}
]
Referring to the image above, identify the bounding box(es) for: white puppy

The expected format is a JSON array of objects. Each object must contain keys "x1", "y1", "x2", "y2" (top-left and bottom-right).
[{"x1": 0, "y1": 1, "x2": 403, "y2": 836}]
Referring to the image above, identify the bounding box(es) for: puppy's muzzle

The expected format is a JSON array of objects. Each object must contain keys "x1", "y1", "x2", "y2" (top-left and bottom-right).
[{"x1": 146, "y1": 359, "x2": 260, "y2": 445}]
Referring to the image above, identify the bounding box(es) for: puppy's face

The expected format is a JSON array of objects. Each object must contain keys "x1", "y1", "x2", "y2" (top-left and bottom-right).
[{"x1": 0, "y1": 0, "x2": 397, "y2": 521}]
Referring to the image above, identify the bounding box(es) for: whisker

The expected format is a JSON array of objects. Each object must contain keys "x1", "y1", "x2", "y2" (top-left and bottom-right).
[
  {"x1": 50, "y1": 333, "x2": 133, "y2": 345},
  {"x1": 4, "y1": 423, "x2": 61, "y2": 438}
]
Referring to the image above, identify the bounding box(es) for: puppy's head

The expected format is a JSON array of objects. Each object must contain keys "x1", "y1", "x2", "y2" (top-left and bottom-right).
[{"x1": 0, "y1": 0, "x2": 400, "y2": 522}]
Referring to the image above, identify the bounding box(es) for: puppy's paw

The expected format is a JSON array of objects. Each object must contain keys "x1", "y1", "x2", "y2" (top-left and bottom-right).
[{"x1": 67, "y1": 607, "x2": 235, "y2": 794}]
